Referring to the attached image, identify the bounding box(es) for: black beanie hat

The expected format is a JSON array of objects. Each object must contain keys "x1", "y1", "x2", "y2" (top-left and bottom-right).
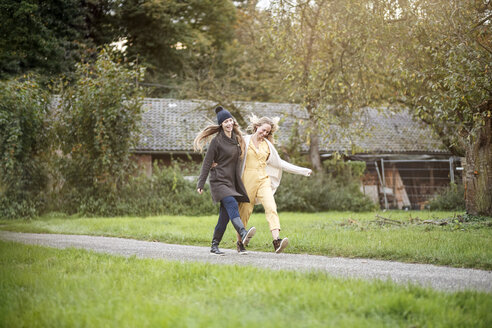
[{"x1": 215, "y1": 106, "x2": 233, "y2": 125}]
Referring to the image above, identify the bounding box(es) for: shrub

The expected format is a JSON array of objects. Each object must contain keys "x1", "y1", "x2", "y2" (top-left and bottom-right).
[
  {"x1": 55, "y1": 47, "x2": 144, "y2": 195},
  {"x1": 45, "y1": 47, "x2": 148, "y2": 217},
  {"x1": 271, "y1": 159, "x2": 376, "y2": 213},
  {"x1": 51, "y1": 164, "x2": 217, "y2": 217},
  {"x1": 323, "y1": 159, "x2": 367, "y2": 184},
  {"x1": 429, "y1": 183, "x2": 465, "y2": 211},
  {"x1": 53, "y1": 159, "x2": 375, "y2": 216},
  {"x1": 46, "y1": 158, "x2": 376, "y2": 216},
  {"x1": 274, "y1": 172, "x2": 377, "y2": 212},
  {"x1": 0, "y1": 76, "x2": 50, "y2": 218},
  {"x1": 115, "y1": 165, "x2": 217, "y2": 216}
]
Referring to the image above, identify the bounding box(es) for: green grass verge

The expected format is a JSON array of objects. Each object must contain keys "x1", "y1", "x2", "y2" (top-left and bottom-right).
[
  {"x1": 1, "y1": 241, "x2": 490, "y2": 328},
  {"x1": 1, "y1": 211, "x2": 491, "y2": 269}
]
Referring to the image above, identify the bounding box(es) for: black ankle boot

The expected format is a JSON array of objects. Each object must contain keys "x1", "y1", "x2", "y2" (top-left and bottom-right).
[
  {"x1": 236, "y1": 241, "x2": 248, "y2": 255},
  {"x1": 211, "y1": 238, "x2": 225, "y2": 255},
  {"x1": 272, "y1": 237, "x2": 289, "y2": 254}
]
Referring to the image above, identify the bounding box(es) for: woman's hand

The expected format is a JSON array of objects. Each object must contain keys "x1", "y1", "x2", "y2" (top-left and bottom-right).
[{"x1": 197, "y1": 188, "x2": 203, "y2": 194}]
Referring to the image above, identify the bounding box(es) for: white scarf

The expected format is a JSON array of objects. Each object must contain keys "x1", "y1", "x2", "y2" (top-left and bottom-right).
[{"x1": 240, "y1": 135, "x2": 311, "y2": 199}]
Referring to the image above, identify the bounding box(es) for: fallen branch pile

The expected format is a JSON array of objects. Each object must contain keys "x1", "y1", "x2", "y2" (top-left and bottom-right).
[{"x1": 338, "y1": 214, "x2": 490, "y2": 229}]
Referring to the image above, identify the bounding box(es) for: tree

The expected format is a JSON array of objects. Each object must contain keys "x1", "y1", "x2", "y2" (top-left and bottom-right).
[
  {"x1": 0, "y1": 0, "x2": 82, "y2": 78},
  {"x1": 264, "y1": 0, "x2": 389, "y2": 171},
  {"x1": 56, "y1": 48, "x2": 144, "y2": 195},
  {"x1": 0, "y1": 0, "x2": 118, "y2": 79},
  {"x1": 118, "y1": 0, "x2": 237, "y2": 96},
  {"x1": 0, "y1": 76, "x2": 50, "y2": 218},
  {"x1": 178, "y1": 1, "x2": 280, "y2": 125},
  {"x1": 388, "y1": 0, "x2": 492, "y2": 215}
]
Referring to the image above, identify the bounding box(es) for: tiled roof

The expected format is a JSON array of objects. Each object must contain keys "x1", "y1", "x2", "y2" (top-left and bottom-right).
[
  {"x1": 317, "y1": 107, "x2": 447, "y2": 154},
  {"x1": 134, "y1": 98, "x2": 448, "y2": 154},
  {"x1": 136, "y1": 98, "x2": 214, "y2": 152}
]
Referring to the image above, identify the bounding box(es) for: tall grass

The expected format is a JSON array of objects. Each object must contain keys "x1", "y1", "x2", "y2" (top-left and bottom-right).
[
  {"x1": 1, "y1": 211, "x2": 491, "y2": 269},
  {"x1": 1, "y1": 241, "x2": 490, "y2": 328}
]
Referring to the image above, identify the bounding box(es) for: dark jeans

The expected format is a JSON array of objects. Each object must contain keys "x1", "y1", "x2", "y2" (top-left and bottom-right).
[{"x1": 213, "y1": 196, "x2": 242, "y2": 238}]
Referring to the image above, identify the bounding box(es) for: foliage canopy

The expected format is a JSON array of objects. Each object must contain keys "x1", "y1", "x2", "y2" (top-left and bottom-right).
[{"x1": 56, "y1": 48, "x2": 144, "y2": 194}]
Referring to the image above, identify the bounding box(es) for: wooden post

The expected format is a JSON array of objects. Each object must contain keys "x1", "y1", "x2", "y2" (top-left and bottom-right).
[
  {"x1": 429, "y1": 163, "x2": 435, "y2": 197},
  {"x1": 449, "y1": 157, "x2": 455, "y2": 184},
  {"x1": 392, "y1": 164, "x2": 397, "y2": 208},
  {"x1": 376, "y1": 160, "x2": 388, "y2": 210}
]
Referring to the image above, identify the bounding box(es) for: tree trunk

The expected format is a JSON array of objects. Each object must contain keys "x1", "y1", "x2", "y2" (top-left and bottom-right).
[
  {"x1": 307, "y1": 118, "x2": 322, "y2": 172},
  {"x1": 463, "y1": 116, "x2": 492, "y2": 216}
]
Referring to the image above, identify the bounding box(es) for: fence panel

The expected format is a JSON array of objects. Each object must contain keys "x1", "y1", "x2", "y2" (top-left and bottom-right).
[{"x1": 361, "y1": 158, "x2": 462, "y2": 210}]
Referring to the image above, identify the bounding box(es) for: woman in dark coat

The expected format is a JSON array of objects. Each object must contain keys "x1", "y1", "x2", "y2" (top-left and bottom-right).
[{"x1": 194, "y1": 106, "x2": 256, "y2": 255}]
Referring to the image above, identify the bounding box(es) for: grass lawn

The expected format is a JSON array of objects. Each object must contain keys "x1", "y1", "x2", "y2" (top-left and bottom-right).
[
  {"x1": 1, "y1": 241, "x2": 490, "y2": 328},
  {"x1": 1, "y1": 210, "x2": 491, "y2": 269}
]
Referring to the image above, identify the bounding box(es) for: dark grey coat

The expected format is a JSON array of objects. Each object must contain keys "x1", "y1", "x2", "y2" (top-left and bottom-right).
[{"x1": 197, "y1": 130, "x2": 250, "y2": 203}]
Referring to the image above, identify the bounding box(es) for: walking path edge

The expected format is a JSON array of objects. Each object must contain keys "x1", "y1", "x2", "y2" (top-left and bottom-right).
[{"x1": 1, "y1": 230, "x2": 491, "y2": 293}]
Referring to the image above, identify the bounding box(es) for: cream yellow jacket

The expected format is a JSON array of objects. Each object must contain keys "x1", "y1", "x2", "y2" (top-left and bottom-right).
[{"x1": 240, "y1": 135, "x2": 311, "y2": 199}]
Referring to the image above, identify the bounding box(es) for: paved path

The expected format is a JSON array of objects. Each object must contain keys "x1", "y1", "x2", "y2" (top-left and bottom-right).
[{"x1": 1, "y1": 231, "x2": 491, "y2": 293}]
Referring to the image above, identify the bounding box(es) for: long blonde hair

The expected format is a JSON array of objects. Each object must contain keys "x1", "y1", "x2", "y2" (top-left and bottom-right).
[
  {"x1": 246, "y1": 114, "x2": 280, "y2": 143},
  {"x1": 194, "y1": 122, "x2": 246, "y2": 158}
]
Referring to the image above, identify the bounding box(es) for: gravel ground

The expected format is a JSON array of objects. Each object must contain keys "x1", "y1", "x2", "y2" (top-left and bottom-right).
[{"x1": 1, "y1": 230, "x2": 491, "y2": 293}]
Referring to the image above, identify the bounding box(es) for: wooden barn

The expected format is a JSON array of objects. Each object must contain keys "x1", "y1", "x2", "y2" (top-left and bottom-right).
[{"x1": 316, "y1": 107, "x2": 462, "y2": 210}]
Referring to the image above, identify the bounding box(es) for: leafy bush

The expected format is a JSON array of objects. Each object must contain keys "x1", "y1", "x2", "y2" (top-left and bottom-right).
[
  {"x1": 43, "y1": 47, "x2": 151, "y2": 217},
  {"x1": 0, "y1": 76, "x2": 50, "y2": 218},
  {"x1": 268, "y1": 159, "x2": 376, "y2": 213},
  {"x1": 274, "y1": 172, "x2": 376, "y2": 212},
  {"x1": 429, "y1": 183, "x2": 465, "y2": 211},
  {"x1": 52, "y1": 160, "x2": 375, "y2": 216},
  {"x1": 55, "y1": 47, "x2": 144, "y2": 194},
  {"x1": 115, "y1": 165, "x2": 217, "y2": 216},
  {"x1": 323, "y1": 159, "x2": 367, "y2": 184},
  {"x1": 51, "y1": 164, "x2": 217, "y2": 217}
]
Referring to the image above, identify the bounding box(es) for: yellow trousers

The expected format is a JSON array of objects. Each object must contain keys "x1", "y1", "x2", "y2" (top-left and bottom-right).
[{"x1": 239, "y1": 168, "x2": 280, "y2": 231}]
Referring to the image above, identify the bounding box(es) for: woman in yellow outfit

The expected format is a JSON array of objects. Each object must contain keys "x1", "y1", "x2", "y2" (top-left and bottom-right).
[{"x1": 237, "y1": 115, "x2": 312, "y2": 253}]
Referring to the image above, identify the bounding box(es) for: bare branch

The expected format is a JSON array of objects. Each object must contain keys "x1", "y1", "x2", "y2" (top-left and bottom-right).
[
  {"x1": 469, "y1": 14, "x2": 492, "y2": 33},
  {"x1": 476, "y1": 37, "x2": 492, "y2": 55}
]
